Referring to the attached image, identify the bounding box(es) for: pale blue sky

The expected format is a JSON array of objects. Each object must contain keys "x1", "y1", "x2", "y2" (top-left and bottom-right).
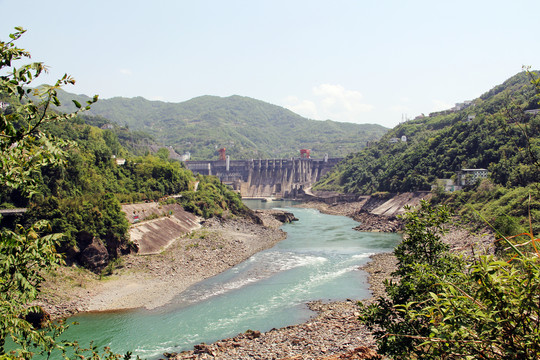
[{"x1": 1, "y1": 0, "x2": 539, "y2": 127}]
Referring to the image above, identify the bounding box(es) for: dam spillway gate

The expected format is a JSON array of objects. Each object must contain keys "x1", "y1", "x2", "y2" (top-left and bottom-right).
[{"x1": 185, "y1": 157, "x2": 342, "y2": 198}]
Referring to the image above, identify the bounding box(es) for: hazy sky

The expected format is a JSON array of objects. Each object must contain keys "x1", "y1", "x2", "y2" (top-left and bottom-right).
[{"x1": 1, "y1": 0, "x2": 539, "y2": 128}]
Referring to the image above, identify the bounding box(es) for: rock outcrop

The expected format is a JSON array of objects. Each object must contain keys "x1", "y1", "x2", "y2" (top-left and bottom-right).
[
  {"x1": 79, "y1": 236, "x2": 109, "y2": 271},
  {"x1": 252, "y1": 209, "x2": 298, "y2": 228},
  {"x1": 266, "y1": 209, "x2": 298, "y2": 223},
  {"x1": 352, "y1": 212, "x2": 402, "y2": 233}
]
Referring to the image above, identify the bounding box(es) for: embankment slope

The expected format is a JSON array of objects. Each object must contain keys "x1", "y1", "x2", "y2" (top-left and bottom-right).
[{"x1": 36, "y1": 208, "x2": 293, "y2": 319}]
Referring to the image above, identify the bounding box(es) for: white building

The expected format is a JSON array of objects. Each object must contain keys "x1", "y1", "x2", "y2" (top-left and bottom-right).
[{"x1": 458, "y1": 168, "x2": 488, "y2": 186}]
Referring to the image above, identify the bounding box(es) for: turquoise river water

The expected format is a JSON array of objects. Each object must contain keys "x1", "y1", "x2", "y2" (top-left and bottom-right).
[{"x1": 55, "y1": 200, "x2": 401, "y2": 359}]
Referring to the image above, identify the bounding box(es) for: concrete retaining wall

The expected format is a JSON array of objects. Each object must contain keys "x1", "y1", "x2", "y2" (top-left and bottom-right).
[{"x1": 122, "y1": 203, "x2": 200, "y2": 255}]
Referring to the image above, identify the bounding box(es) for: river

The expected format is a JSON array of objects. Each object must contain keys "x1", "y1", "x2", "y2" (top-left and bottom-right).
[{"x1": 58, "y1": 200, "x2": 400, "y2": 359}]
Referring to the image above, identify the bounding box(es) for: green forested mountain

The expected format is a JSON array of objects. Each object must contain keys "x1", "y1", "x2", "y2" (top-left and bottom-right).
[
  {"x1": 53, "y1": 92, "x2": 388, "y2": 160},
  {"x1": 1, "y1": 112, "x2": 249, "y2": 270},
  {"x1": 316, "y1": 70, "x2": 540, "y2": 194},
  {"x1": 315, "y1": 70, "x2": 540, "y2": 233}
]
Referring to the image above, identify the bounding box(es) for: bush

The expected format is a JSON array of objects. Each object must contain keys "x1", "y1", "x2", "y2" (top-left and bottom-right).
[
  {"x1": 360, "y1": 200, "x2": 540, "y2": 359},
  {"x1": 359, "y1": 201, "x2": 464, "y2": 358},
  {"x1": 179, "y1": 175, "x2": 250, "y2": 219}
]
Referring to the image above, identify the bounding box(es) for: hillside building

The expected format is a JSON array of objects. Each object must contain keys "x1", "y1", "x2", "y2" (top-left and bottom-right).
[
  {"x1": 452, "y1": 100, "x2": 474, "y2": 111},
  {"x1": 389, "y1": 136, "x2": 407, "y2": 143},
  {"x1": 458, "y1": 168, "x2": 488, "y2": 186},
  {"x1": 429, "y1": 100, "x2": 475, "y2": 117},
  {"x1": 111, "y1": 155, "x2": 126, "y2": 165}
]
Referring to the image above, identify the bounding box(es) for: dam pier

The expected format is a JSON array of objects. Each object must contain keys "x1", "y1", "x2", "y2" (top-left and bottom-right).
[{"x1": 185, "y1": 155, "x2": 342, "y2": 198}]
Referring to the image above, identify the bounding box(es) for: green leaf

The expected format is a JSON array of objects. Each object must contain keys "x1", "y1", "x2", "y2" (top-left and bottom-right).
[{"x1": 52, "y1": 96, "x2": 61, "y2": 107}]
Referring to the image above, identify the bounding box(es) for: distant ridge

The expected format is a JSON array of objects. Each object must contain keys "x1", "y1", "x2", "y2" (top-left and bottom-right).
[{"x1": 54, "y1": 91, "x2": 388, "y2": 160}]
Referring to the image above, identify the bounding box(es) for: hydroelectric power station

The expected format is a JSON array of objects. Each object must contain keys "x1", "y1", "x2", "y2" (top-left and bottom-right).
[{"x1": 185, "y1": 154, "x2": 342, "y2": 198}]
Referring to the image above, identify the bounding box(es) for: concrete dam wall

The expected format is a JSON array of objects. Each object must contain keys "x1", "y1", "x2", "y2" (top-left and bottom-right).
[{"x1": 186, "y1": 157, "x2": 342, "y2": 198}]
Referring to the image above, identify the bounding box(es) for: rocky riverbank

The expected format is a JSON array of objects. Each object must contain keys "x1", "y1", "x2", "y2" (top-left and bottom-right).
[
  {"x1": 167, "y1": 251, "x2": 396, "y2": 360},
  {"x1": 38, "y1": 197, "x2": 493, "y2": 360},
  {"x1": 167, "y1": 300, "x2": 381, "y2": 360},
  {"x1": 299, "y1": 192, "x2": 429, "y2": 233},
  {"x1": 168, "y1": 197, "x2": 494, "y2": 360},
  {"x1": 298, "y1": 201, "x2": 404, "y2": 233},
  {"x1": 35, "y1": 209, "x2": 294, "y2": 320}
]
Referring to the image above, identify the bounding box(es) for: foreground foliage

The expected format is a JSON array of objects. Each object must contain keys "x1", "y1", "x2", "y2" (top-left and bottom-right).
[
  {"x1": 359, "y1": 201, "x2": 464, "y2": 358},
  {"x1": 360, "y1": 201, "x2": 540, "y2": 359},
  {"x1": 0, "y1": 27, "x2": 138, "y2": 359},
  {"x1": 407, "y1": 255, "x2": 540, "y2": 359}
]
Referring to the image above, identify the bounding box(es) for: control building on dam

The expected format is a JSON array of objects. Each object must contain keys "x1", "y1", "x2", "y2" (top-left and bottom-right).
[{"x1": 185, "y1": 155, "x2": 342, "y2": 198}]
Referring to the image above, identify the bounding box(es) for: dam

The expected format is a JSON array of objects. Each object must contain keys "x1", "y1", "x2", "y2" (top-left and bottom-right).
[{"x1": 185, "y1": 155, "x2": 342, "y2": 198}]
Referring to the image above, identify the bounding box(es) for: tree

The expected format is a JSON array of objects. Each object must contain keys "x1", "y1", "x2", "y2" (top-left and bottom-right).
[
  {"x1": 359, "y1": 201, "x2": 464, "y2": 358},
  {"x1": 360, "y1": 200, "x2": 540, "y2": 359},
  {"x1": 0, "y1": 27, "x2": 133, "y2": 359}
]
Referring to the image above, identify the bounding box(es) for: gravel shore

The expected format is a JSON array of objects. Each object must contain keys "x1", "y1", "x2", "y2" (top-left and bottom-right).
[
  {"x1": 37, "y1": 199, "x2": 492, "y2": 360},
  {"x1": 36, "y1": 210, "x2": 291, "y2": 319},
  {"x1": 168, "y1": 200, "x2": 494, "y2": 360}
]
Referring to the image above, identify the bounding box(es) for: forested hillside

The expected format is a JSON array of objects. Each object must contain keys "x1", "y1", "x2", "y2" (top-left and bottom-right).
[
  {"x1": 0, "y1": 111, "x2": 249, "y2": 271},
  {"x1": 315, "y1": 70, "x2": 540, "y2": 233},
  {"x1": 356, "y1": 71, "x2": 540, "y2": 359},
  {"x1": 316, "y1": 70, "x2": 539, "y2": 194},
  {"x1": 53, "y1": 92, "x2": 388, "y2": 160}
]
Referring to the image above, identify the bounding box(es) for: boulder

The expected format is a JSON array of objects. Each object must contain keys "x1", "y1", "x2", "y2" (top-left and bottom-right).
[
  {"x1": 79, "y1": 236, "x2": 109, "y2": 271},
  {"x1": 268, "y1": 210, "x2": 298, "y2": 223}
]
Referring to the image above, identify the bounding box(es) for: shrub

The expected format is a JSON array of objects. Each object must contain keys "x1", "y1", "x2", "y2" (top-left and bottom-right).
[{"x1": 360, "y1": 200, "x2": 540, "y2": 359}]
